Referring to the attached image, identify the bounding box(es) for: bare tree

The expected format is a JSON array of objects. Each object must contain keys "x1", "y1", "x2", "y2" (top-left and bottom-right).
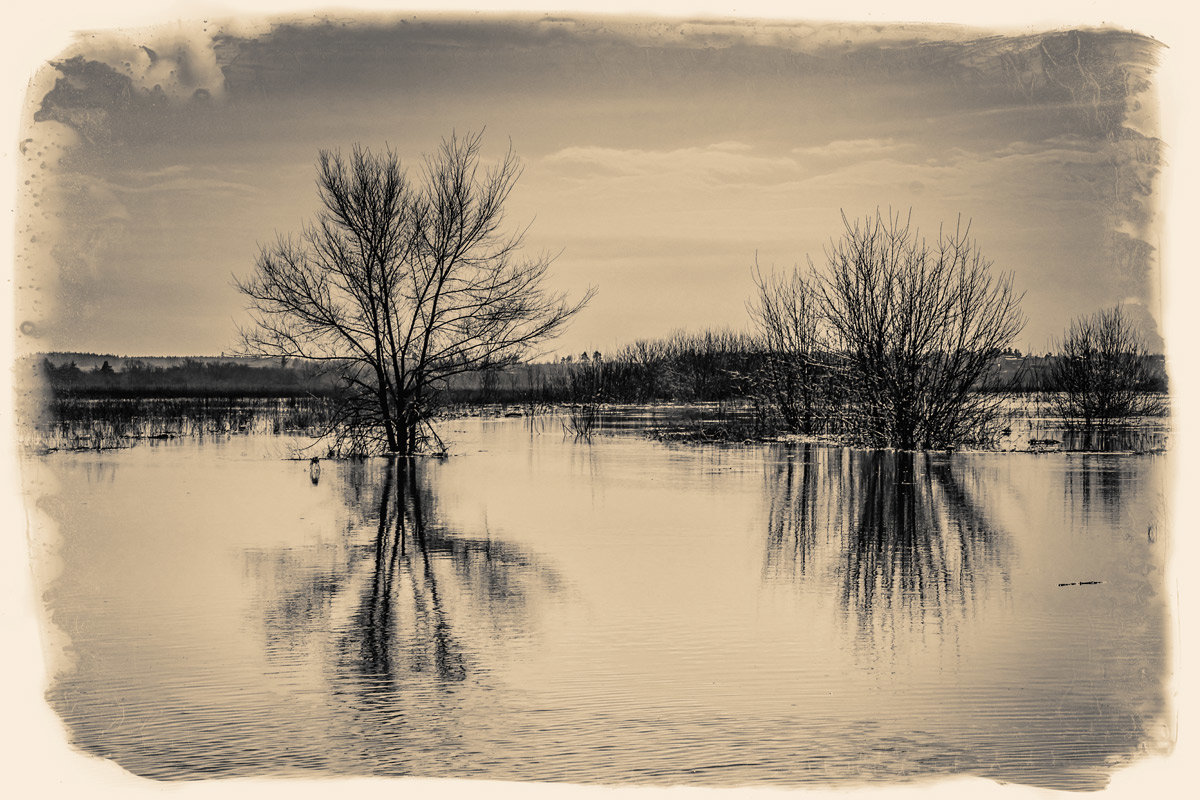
[
  {"x1": 814, "y1": 210, "x2": 1025, "y2": 449},
  {"x1": 747, "y1": 262, "x2": 828, "y2": 433},
  {"x1": 1047, "y1": 305, "x2": 1165, "y2": 426},
  {"x1": 237, "y1": 131, "x2": 593, "y2": 454}
]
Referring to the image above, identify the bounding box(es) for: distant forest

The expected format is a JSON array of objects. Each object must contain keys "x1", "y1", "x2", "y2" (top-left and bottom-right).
[
  {"x1": 30, "y1": 355, "x2": 335, "y2": 399},
  {"x1": 25, "y1": 333, "x2": 1166, "y2": 403}
]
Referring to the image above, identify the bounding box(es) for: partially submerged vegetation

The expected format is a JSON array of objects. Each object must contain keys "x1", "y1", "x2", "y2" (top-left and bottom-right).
[
  {"x1": 235, "y1": 131, "x2": 592, "y2": 456},
  {"x1": 25, "y1": 206, "x2": 1167, "y2": 457},
  {"x1": 25, "y1": 394, "x2": 1167, "y2": 456},
  {"x1": 744, "y1": 210, "x2": 1026, "y2": 450},
  {"x1": 24, "y1": 396, "x2": 336, "y2": 453},
  {"x1": 1046, "y1": 305, "x2": 1166, "y2": 427}
]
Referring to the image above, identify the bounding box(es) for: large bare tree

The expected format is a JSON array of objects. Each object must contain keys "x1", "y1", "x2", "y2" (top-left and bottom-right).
[
  {"x1": 815, "y1": 210, "x2": 1025, "y2": 449},
  {"x1": 237, "y1": 131, "x2": 592, "y2": 454}
]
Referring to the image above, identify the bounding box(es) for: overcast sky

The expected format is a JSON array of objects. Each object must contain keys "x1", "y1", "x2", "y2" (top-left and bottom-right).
[{"x1": 15, "y1": 11, "x2": 1166, "y2": 357}]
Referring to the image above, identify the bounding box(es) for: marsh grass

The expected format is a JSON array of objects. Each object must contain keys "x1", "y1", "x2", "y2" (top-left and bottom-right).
[
  {"x1": 562, "y1": 402, "x2": 600, "y2": 441},
  {"x1": 24, "y1": 394, "x2": 1165, "y2": 456},
  {"x1": 26, "y1": 397, "x2": 337, "y2": 453}
]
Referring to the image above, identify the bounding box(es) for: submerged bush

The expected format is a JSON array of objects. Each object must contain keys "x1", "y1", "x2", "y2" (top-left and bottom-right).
[
  {"x1": 1046, "y1": 305, "x2": 1166, "y2": 426},
  {"x1": 751, "y1": 210, "x2": 1025, "y2": 449}
]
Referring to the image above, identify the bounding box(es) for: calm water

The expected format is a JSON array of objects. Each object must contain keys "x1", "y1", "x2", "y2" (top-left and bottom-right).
[{"x1": 25, "y1": 414, "x2": 1172, "y2": 789}]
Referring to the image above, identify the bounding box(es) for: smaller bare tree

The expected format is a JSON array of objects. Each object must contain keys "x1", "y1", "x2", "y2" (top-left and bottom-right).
[
  {"x1": 1047, "y1": 305, "x2": 1165, "y2": 426},
  {"x1": 747, "y1": 262, "x2": 828, "y2": 434}
]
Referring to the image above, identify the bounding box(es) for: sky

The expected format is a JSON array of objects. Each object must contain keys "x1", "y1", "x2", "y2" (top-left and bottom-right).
[{"x1": 13, "y1": 9, "x2": 1168, "y2": 360}]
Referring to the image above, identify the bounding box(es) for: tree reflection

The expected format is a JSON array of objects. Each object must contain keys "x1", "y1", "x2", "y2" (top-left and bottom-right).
[
  {"x1": 248, "y1": 458, "x2": 560, "y2": 711},
  {"x1": 354, "y1": 462, "x2": 466, "y2": 686},
  {"x1": 763, "y1": 443, "x2": 840, "y2": 581},
  {"x1": 765, "y1": 446, "x2": 1010, "y2": 639},
  {"x1": 1064, "y1": 454, "x2": 1133, "y2": 529},
  {"x1": 340, "y1": 459, "x2": 561, "y2": 702}
]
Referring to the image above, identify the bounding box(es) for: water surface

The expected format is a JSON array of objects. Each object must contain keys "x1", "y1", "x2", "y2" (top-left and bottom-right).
[{"x1": 26, "y1": 415, "x2": 1172, "y2": 789}]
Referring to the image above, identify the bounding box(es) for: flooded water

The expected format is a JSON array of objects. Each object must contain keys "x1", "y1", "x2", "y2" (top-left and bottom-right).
[{"x1": 24, "y1": 414, "x2": 1172, "y2": 790}]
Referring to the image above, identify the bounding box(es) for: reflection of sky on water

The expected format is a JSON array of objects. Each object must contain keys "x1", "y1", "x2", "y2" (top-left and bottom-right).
[{"x1": 29, "y1": 416, "x2": 1171, "y2": 788}]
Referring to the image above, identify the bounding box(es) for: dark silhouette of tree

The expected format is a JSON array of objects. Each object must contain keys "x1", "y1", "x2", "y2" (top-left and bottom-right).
[
  {"x1": 814, "y1": 210, "x2": 1025, "y2": 449},
  {"x1": 747, "y1": 262, "x2": 829, "y2": 433},
  {"x1": 1047, "y1": 305, "x2": 1165, "y2": 426},
  {"x1": 237, "y1": 131, "x2": 593, "y2": 454}
]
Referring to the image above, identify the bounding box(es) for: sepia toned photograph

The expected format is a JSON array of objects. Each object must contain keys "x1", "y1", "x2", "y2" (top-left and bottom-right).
[{"x1": 6, "y1": 2, "x2": 1190, "y2": 797}]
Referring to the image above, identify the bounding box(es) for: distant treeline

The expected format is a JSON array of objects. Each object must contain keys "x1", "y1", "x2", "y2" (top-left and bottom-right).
[
  {"x1": 32, "y1": 357, "x2": 339, "y2": 399},
  {"x1": 28, "y1": 336, "x2": 1166, "y2": 402},
  {"x1": 550, "y1": 333, "x2": 1067, "y2": 404},
  {"x1": 456, "y1": 334, "x2": 1167, "y2": 404}
]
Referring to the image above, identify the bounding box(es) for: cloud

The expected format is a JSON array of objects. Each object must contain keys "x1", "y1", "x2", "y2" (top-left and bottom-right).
[
  {"x1": 992, "y1": 135, "x2": 1102, "y2": 162},
  {"x1": 790, "y1": 138, "x2": 903, "y2": 160},
  {"x1": 710, "y1": 141, "x2": 753, "y2": 153},
  {"x1": 544, "y1": 142, "x2": 804, "y2": 186},
  {"x1": 30, "y1": 21, "x2": 229, "y2": 153},
  {"x1": 56, "y1": 21, "x2": 226, "y2": 103},
  {"x1": 111, "y1": 166, "x2": 260, "y2": 197},
  {"x1": 129, "y1": 165, "x2": 192, "y2": 179}
]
